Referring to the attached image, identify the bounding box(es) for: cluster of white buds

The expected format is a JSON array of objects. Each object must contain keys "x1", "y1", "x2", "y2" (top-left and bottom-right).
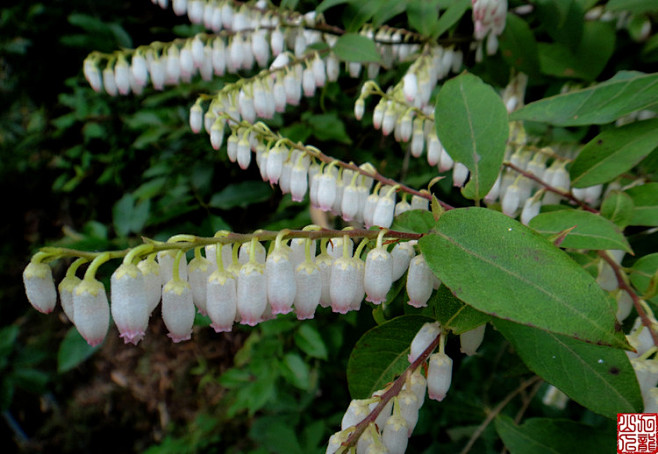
[
  {"x1": 357, "y1": 46, "x2": 461, "y2": 174},
  {"x1": 471, "y1": 0, "x2": 508, "y2": 59},
  {"x1": 23, "y1": 228, "x2": 451, "y2": 347},
  {"x1": 327, "y1": 320, "x2": 487, "y2": 453}
]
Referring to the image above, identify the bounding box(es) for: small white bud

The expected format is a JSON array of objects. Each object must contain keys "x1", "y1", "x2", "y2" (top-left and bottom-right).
[
  {"x1": 406, "y1": 254, "x2": 436, "y2": 308},
  {"x1": 111, "y1": 263, "x2": 149, "y2": 345},
  {"x1": 294, "y1": 261, "x2": 321, "y2": 320},
  {"x1": 23, "y1": 262, "x2": 57, "y2": 314},
  {"x1": 364, "y1": 247, "x2": 393, "y2": 304},
  {"x1": 207, "y1": 269, "x2": 238, "y2": 332},
  {"x1": 427, "y1": 352, "x2": 453, "y2": 401},
  {"x1": 73, "y1": 279, "x2": 110, "y2": 347},
  {"x1": 237, "y1": 262, "x2": 267, "y2": 325},
  {"x1": 162, "y1": 279, "x2": 195, "y2": 342},
  {"x1": 266, "y1": 248, "x2": 296, "y2": 315},
  {"x1": 409, "y1": 322, "x2": 441, "y2": 363},
  {"x1": 460, "y1": 324, "x2": 486, "y2": 356}
]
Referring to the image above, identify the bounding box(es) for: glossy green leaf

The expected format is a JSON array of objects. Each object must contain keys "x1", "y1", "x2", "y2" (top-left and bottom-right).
[
  {"x1": 434, "y1": 0, "x2": 470, "y2": 37},
  {"x1": 528, "y1": 209, "x2": 632, "y2": 253},
  {"x1": 495, "y1": 415, "x2": 616, "y2": 454},
  {"x1": 511, "y1": 71, "x2": 658, "y2": 126},
  {"x1": 0, "y1": 325, "x2": 18, "y2": 359},
  {"x1": 112, "y1": 193, "x2": 150, "y2": 237},
  {"x1": 606, "y1": 0, "x2": 658, "y2": 14},
  {"x1": 406, "y1": 0, "x2": 440, "y2": 36},
  {"x1": 625, "y1": 183, "x2": 658, "y2": 226},
  {"x1": 630, "y1": 253, "x2": 658, "y2": 303},
  {"x1": 494, "y1": 319, "x2": 642, "y2": 418},
  {"x1": 499, "y1": 14, "x2": 541, "y2": 77},
  {"x1": 58, "y1": 327, "x2": 100, "y2": 373},
  {"x1": 294, "y1": 324, "x2": 328, "y2": 360},
  {"x1": 600, "y1": 190, "x2": 634, "y2": 228},
  {"x1": 430, "y1": 285, "x2": 491, "y2": 335},
  {"x1": 435, "y1": 73, "x2": 509, "y2": 201},
  {"x1": 305, "y1": 112, "x2": 352, "y2": 144},
  {"x1": 570, "y1": 119, "x2": 658, "y2": 187},
  {"x1": 535, "y1": 0, "x2": 584, "y2": 49},
  {"x1": 209, "y1": 181, "x2": 272, "y2": 210},
  {"x1": 419, "y1": 208, "x2": 627, "y2": 348},
  {"x1": 280, "y1": 353, "x2": 311, "y2": 390},
  {"x1": 347, "y1": 315, "x2": 433, "y2": 399},
  {"x1": 390, "y1": 209, "x2": 436, "y2": 234},
  {"x1": 332, "y1": 32, "x2": 381, "y2": 62},
  {"x1": 316, "y1": 0, "x2": 350, "y2": 13}
]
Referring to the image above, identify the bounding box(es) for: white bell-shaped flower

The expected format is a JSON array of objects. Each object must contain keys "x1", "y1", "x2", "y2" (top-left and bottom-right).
[
  {"x1": 502, "y1": 183, "x2": 521, "y2": 217},
  {"x1": 409, "y1": 321, "x2": 441, "y2": 363},
  {"x1": 427, "y1": 352, "x2": 453, "y2": 401},
  {"x1": 266, "y1": 247, "x2": 296, "y2": 315},
  {"x1": 351, "y1": 255, "x2": 365, "y2": 311},
  {"x1": 460, "y1": 324, "x2": 486, "y2": 356},
  {"x1": 23, "y1": 262, "x2": 57, "y2": 314},
  {"x1": 114, "y1": 58, "x2": 131, "y2": 95},
  {"x1": 372, "y1": 188, "x2": 396, "y2": 228},
  {"x1": 403, "y1": 73, "x2": 418, "y2": 102},
  {"x1": 157, "y1": 250, "x2": 188, "y2": 284},
  {"x1": 294, "y1": 260, "x2": 321, "y2": 319},
  {"x1": 137, "y1": 257, "x2": 162, "y2": 315},
  {"x1": 341, "y1": 398, "x2": 372, "y2": 430},
  {"x1": 317, "y1": 166, "x2": 338, "y2": 212},
  {"x1": 520, "y1": 196, "x2": 542, "y2": 225},
  {"x1": 111, "y1": 263, "x2": 149, "y2": 345},
  {"x1": 382, "y1": 410, "x2": 409, "y2": 454},
  {"x1": 188, "y1": 255, "x2": 211, "y2": 315},
  {"x1": 237, "y1": 261, "x2": 267, "y2": 325},
  {"x1": 83, "y1": 58, "x2": 103, "y2": 92},
  {"x1": 73, "y1": 279, "x2": 110, "y2": 347},
  {"x1": 316, "y1": 251, "x2": 334, "y2": 308},
  {"x1": 58, "y1": 275, "x2": 80, "y2": 323},
  {"x1": 207, "y1": 268, "x2": 238, "y2": 333},
  {"x1": 266, "y1": 143, "x2": 286, "y2": 184},
  {"x1": 130, "y1": 53, "x2": 148, "y2": 87},
  {"x1": 406, "y1": 254, "x2": 435, "y2": 308},
  {"x1": 162, "y1": 279, "x2": 195, "y2": 343},
  {"x1": 212, "y1": 37, "x2": 227, "y2": 76},
  {"x1": 364, "y1": 246, "x2": 393, "y2": 305},
  {"x1": 391, "y1": 241, "x2": 415, "y2": 281},
  {"x1": 330, "y1": 256, "x2": 358, "y2": 314},
  {"x1": 102, "y1": 66, "x2": 118, "y2": 96}
]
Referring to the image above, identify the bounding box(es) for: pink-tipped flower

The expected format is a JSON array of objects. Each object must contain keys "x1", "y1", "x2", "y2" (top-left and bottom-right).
[
  {"x1": 382, "y1": 410, "x2": 409, "y2": 454},
  {"x1": 157, "y1": 250, "x2": 188, "y2": 285},
  {"x1": 317, "y1": 167, "x2": 338, "y2": 212},
  {"x1": 408, "y1": 322, "x2": 441, "y2": 363},
  {"x1": 403, "y1": 73, "x2": 418, "y2": 102},
  {"x1": 406, "y1": 254, "x2": 435, "y2": 308},
  {"x1": 266, "y1": 248, "x2": 297, "y2": 315},
  {"x1": 83, "y1": 58, "x2": 103, "y2": 92},
  {"x1": 294, "y1": 261, "x2": 321, "y2": 319},
  {"x1": 316, "y1": 252, "x2": 334, "y2": 308},
  {"x1": 110, "y1": 263, "x2": 149, "y2": 345},
  {"x1": 351, "y1": 255, "x2": 365, "y2": 311},
  {"x1": 341, "y1": 398, "x2": 372, "y2": 430},
  {"x1": 427, "y1": 352, "x2": 453, "y2": 401},
  {"x1": 330, "y1": 257, "x2": 357, "y2": 314},
  {"x1": 207, "y1": 269, "x2": 238, "y2": 332},
  {"x1": 73, "y1": 279, "x2": 110, "y2": 347},
  {"x1": 237, "y1": 262, "x2": 267, "y2": 325},
  {"x1": 162, "y1": 279, "x2": 195, "y2": 343},
  {"x1": 364, "y1": 246, "x2": 393, "y2": 304},
  {"x1": 189, "y1": 104, "x2": 203, "y2": 133},
  {"x1": 391, "y1": 241, "x2": 415, "y2": 281},
  {"x1": 23, "y1": 262, "x2": 57, "y2": 314}
]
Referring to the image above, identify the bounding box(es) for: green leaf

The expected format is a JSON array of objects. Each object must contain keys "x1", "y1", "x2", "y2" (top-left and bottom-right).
[
  {"x1": 332, "y1": 33, "x2": 381, "y2": 63},
  {"x1": 0, "y1": 378, "x2": 14, "y2": 411},
  {"x1": 534, "y1": 0, "x2": 584, "y2": 49},
  {"x1": 112, "y1": 194, "x2": 150, "y2": 237},
  {"x1": 434, "y1": 0, "x2": 470, "y2": 38},
  {"x1": 528, "y1": 209, "x2": 632, "y2": 253},
  {"x1": 494, "y1": 319, "x2": 642, "y2": 418},
  {"x1": 625, "y1": 183, "x2": 658, "y2": 226},
  {"x1": 250, "y1": 418, "x2": 304, "y2": 454},
  {"x1": 372, "y1": 0, "x2": 408, "y2": 28},
  {"x1": 341, "y1": 2, "x2": 380, "y2": 32},
  {"x1": 305, "y1": 112, "x2": 352, "y2": 144},
  {"x1": 316, "y1": 0, "x2": 350, "y2": 14},
  {"x1": 390, "y1": 209, "x2": 436, "y2": 234},
  {"x1": 498, "y1": 14, "x2": 541, "y2": 77},
  {"x1": 406, "y1": 0, "x2": 440, "y2": 36},
  {"x1": 606, "y1": 0, "x2": 658, "y2": 14},
  {"x1": 280, "y1": 353, "x2": 311, "y2": 390},
  {"x1": 570, "y1": 119, "x2": 658, "y2": 187},
  {"x1": 434, "y1": 73, "x2": 509, "y2": 201},
  {"x1": 12, "y1": 368, "x2": 49, "y2": 393},
  {"x1": 0, "y1": 325, "x2": 18, "y2": 360},
  {"x1": 419, "y1": 208, "x2": 628, "y2": 348},
  {"x1": 630, "y1": 253, "x2": 658, "y2": 303},
  {"x1": 294, "y1": 324, "x2": 328, "y2": 360},
  {"x1": 430, "y1": 285, "x2": 491, "y2": 335},
  {"x1": 347, "y1": 315, "x2": 433, "y2": 399},
  {"x1": 58, "y1": 327, "x2": 100, "y2": 373},
  {"x1": 511, "y1": 71, "x2": 658, "y2": 126},
  {"x1": 209, "y1": 181, "x2": 272, "y2": 210},
  {"x1": 495, "y1": 415, "x2": 616, "y2": 454},
  {"x1": 600, "y1": 190, "x2": 635, "y2": 228}
]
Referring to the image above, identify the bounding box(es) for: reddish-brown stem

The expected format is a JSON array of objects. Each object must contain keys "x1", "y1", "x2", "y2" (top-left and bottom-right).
[
  {"x1": 340, "y1": 331, "x2": 443, "y2": 450},
  {"x1": 503, "y1": 162, "x2": 599, "y2": 214},
  {"x1": 597, "y1": 250, "x2": 658, "y2": 347}
]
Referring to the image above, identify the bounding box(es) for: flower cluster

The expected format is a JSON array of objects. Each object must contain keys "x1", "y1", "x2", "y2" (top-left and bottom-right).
[
  {"x1": 471, "y1": 0, "x2": 508, "y2": 59},
  {"x1": 326, "y1": 321, "x2": 487, "y2": 453},
  {"x1": 23, "y1": 228, "x2": 463, "y2": 348}
]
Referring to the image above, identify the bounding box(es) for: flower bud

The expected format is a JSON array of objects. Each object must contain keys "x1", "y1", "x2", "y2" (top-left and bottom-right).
[
  {"x1": 189, "y1": 103, "x2": 203, "y2": 133},
  {"x1": 326, "y1": 53, "x2": 340, "y2": 82},
  {"x1": 188, "y1": 256, "x2": 211, "y2": 315},
  {"x1": 354, "y1": 98, "x2": 365, "y2": 121},
  {"x1": 410, "y1": 195, "x2": 428, "y2": 211},
  {"x1": 409, "y1": 321, "x2": 441, "y2": 363},
  {"x1": 74, "y1": 279, "x2": 110, "y2": 347},
  {"x1": 427, "y1": 352, "x2": 453, "y2": 401},
  {"x1": 438, "y1": 148, "x2": 455, "y2": 173},
  {"x1": 452, "y1": 162, "x2": 469, "y2": 187},
  {"x1": 382, "y1": 412, "x2": 409, "y2": 454},
  {"x1": 341, "y1": 398, "x2": 371, "y2": 430},
  {"x1": 294, "y1": 261, "x2": 321, "y2": 320},
  {"x1": 83, "y1": 58, "x2": 103, "y2": 92},
  {"x1": 391, "y1": 241, "x2": 415, "y2": 281},
  {"x1": 110, "y1": 263, "x2": 150, "y2": 345},
  {"x1": 364, "y1": 246, "x2": 393, "y2": 304},
  {"x1": 237, "y1": 262, "x2": 267, "y2": 325},
  {"x1": 406, "y1": 254, "x2": 436, "y2": 308},
  {"x1": 137, "y1": 257, "x2": 162, "y2": 314},
  {"x1": 162, "y1": 279, "x2": 195, "y2": 342},
  {"x1": 207, "y1": 269, "x2": 238, "y2": 332},
  {"x1": 403, "y1": 73, "x2": 418, "y2": 102},
  {"x1": 58, "y1": 275, "x2": 80, "y2": 323},
  {"x1": 23, "y1": 262, "x2": 57, "y2": 314},
  {"x1": 460, "y1": 324, "x2": 486, "y2": 356},
  {"x1": 266, "y1": 248, "x2": 296, "y2": 315},
  {"x1": 520, "y1": 197, "x2": 541, "y2": 225},
  {"x1": 330, "y1": 257, "x2": 357, "y2": 314},
  {"x1": 502, "y1": 184, "x2": 521, "y2": 217}
]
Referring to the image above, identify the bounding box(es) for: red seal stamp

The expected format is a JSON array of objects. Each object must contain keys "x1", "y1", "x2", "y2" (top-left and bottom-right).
[{"x1": 618, "y1": 413, "x2": 658, "y2": 454}]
